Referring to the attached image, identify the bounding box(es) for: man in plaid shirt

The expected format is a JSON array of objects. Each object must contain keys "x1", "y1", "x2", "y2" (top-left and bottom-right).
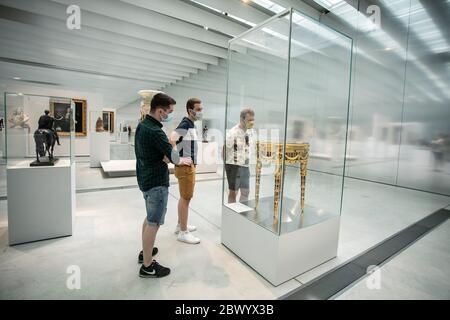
[{"x1": 135, "y1": 93, "x2": 192, "y2": 278}]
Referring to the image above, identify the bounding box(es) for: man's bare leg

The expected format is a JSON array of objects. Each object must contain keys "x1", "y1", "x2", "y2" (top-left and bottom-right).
[
  {"x1": 240, "y1": 188, "x2": 249, "y2": 203},
  {"x1": 178, "y1": 198, "x2": 190, "y2": 231},
  {"x1": 142, "y1": 221, "x2": 159, "y2": 267},
  {"x1": 228, "y1": 190, "x2": 237, "y2": 203}
]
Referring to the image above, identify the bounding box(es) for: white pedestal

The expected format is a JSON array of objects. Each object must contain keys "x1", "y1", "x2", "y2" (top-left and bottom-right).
[
  {"x1": 7, "y1": 127, "x2": 29, "y2": 158},
  {"x1": 120, "y1": 132, "x2": 129, "y2": 144},
  {"x1": 197, "y1": 142, "x2": 219, "y2": 174},
  {"x1": 7, "y1": 160, "x2": 75, "y2": 245},
  {"x1": 221, "y1": 205, "x2": 340, "y2": 286},
  {"x1": 101, "y1": 159, "x2": 136, "y2": 177},
  {"x1": 90, "y1": 132, "x2": 110, "y2": 168},
  {"x1": 100, "y1": 160, "x2": 174, "y2": 177},
  {"x1": 0, "y1": 130, "x2": 5, "y2": 158}
]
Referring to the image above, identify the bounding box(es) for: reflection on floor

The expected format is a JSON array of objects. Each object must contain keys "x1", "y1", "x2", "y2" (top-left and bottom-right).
[
  {"x1": 335, "y1": 220, "x2": 450, "y2": 300},
  {"x1": 0, "y1": 171, "x2": 449, "y2": 299}
]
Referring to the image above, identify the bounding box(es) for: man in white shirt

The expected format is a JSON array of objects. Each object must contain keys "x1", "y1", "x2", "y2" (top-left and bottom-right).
[{"x1": 224, "y1": 108, "x2": 255, "y2": 203}]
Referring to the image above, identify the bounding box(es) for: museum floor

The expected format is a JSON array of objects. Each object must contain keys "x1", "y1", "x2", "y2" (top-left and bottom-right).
[{"x1": 0, "y1": 161, "x2": 449, "y2": 299}]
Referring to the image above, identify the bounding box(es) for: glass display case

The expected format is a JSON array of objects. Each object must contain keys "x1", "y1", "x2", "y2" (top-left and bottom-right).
[
  {"x1": 221, "y1": 8, "x2": 353, "y2": 285},
  {"x1": 4, "y1": 93, "x2": 75, "y2": 166},
  {"x1": 4, "y1": 93, "x2": 75, "y2": 245}
]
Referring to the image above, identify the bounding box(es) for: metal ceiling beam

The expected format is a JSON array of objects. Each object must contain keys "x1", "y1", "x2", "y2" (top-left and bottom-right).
[
  {"x1": 0, "y1": 0, "x2": 228, "y2": 58},
  {"x1": 191, "y1": 0, "x2": 273, "y2": 24},
  {"x1": 418, "y1": 0, "x2": 450, "y2": 48},
  {"x1": 0, "y1": 47, "x2": 185, "y2": 85},
  {"x1": 0, "y1": 56, "x2": 172, "y2": 85},
  {"x1": 0, "y1": 36, "x2": 196, "y2": 82},
  {"x1": 49, "y1": 0, "x2": 230, "y2": 47},
  {"x1": 0, "y1": 24, "x2": 196, "y2": 78},
  {"x1": 271, "y1": 0, "x2": 321, "y2": 19},
  {"x1": 0, "y1": 61, "x2": 166, "y2": 90},
  {"x1": 121, "y1": 0, "x2": 248, "y2": 37},
  {"x1": 0, "y1": 23, "x2": 207, "y2": 73},
  {"x1": 0, "y1": 23, "x2": 198, "y2": 76},
  {"x1": 0, "y1": 16, "x2": 218, "y2": 66}
]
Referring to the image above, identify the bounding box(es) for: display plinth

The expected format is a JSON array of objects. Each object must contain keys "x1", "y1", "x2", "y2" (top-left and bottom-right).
[
  {"x1": 7, "y1": 127, "x2": 29, "y2": 158},
  {"x1": 120, "y1": 132, "x2": 129, "y2": 144},
  {"x1": 101, "y1": 159, "x2": 136, "y2": 177},
  {"x1": 90, "y1": 132, "x2": 110, "y2": 168},
  {"x1": 30, "y1": 157, "x2": 58, "y2": 167},
  {"x1": 0, "y1": 131, "x2": 5, "y2": 158},
  {"x1": 7, "y1": 160, "x2": 75, "y2": 245},
  {"x1": 222, "y1": 204, "x2": 339, "y2": 286}
]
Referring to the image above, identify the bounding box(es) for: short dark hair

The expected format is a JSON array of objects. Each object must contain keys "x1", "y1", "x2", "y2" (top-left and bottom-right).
[
  {"x1": 44, "y1": 110, "x2": 50, "y2": 115},
  {"x1": 186, "y1": 98, "x2": 201, "y2": 113},
  {"x1": 240, "y1": 108, "x2": 254, "y2": 120},
  {"x1": 150, "y1": 93, "x2": 176, "y2": 112}
]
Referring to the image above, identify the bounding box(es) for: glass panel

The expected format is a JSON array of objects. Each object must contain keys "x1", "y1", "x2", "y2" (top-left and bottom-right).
[
  {"x1": 345, "y1": 0, "x2": 410, "y2": 184},
  {"x1": 4, "y1": 93, "x2": 74, "y2": 167},
  {"x1": 278, "y1": 10, "x2": 353, "y2": 234},
  {"x1": 223, "y1": 11, "x2": 291, "y2": 235},
  {"x1": 109, "y1": 119, "x2": 137, "y2": 161},
  {"x1": 1, "y1": 98, "x2": 7, "y2": 164},
  {"x1": 397, "y1": 0, "x2": 450, "y2": 195}
]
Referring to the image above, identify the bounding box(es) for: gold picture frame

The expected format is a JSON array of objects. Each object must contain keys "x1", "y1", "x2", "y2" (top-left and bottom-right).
[{"x1": 50, "y1": 98, "x2": 87, "y2": 136}]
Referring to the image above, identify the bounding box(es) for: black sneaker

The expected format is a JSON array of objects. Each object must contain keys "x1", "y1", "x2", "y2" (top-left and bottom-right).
[
  {"x1": 138, "y1": 248, "x2": 158, "y2": 263},
  {"x1": 139, "y1": 260, "x2": 170, "y2": 278}
]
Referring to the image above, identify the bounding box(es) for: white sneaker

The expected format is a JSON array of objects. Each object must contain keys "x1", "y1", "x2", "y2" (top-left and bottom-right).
[
  {"x1": 177, "y1": 231, "x2": 200, "y2": 244},
  {"x1": 174, "y1": 224, "x2": 197, "y2": 234}
]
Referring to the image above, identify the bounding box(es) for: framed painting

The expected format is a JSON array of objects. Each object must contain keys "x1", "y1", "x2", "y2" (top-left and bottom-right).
[
  {"x1": 102, "y1": 111, "x2": 115, "y2": 133},
  {"x1": 50, "y1": 98, "x2": 87, "y2": 136}
]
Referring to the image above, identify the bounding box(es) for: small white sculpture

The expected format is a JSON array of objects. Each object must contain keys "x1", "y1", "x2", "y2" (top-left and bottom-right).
[{"x1": 8, "y1": 107, "x2": 31, "y2": 132}]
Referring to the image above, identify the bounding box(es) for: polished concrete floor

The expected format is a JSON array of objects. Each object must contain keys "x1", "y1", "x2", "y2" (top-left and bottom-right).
[
  {"x1": 335, "y1": 219, "x2": 450, "y2": 300},
  {"x1": 0, "y1": 167, "x2": 449, "y2": 299}
]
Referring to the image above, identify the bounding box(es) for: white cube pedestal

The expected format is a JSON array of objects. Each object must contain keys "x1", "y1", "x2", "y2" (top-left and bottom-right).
[
  {"x1": 7, "y1": 127, "x2": 29, "y2": 158},
  {"x1": 221, "y1": 205, "x2": 340, "y2": 286},
  {"x1": 0, "y1": 130, "x2": 5, "y2": 158},
  {"x1": 7, "y1": 160, "x2": 75, "y2": 245},
  {"x1": 90, "y1": 132, "x2": 110, "y2": 168},
  {"x1": 120, "y1": 132, "x2": 129, "y2": 144}
]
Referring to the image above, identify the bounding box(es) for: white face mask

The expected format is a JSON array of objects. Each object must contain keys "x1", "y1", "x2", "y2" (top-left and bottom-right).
[
  {"x1": 161, "y1": 110, "x2": 173, "y2": 123},
  {"x1": 190, "y1": 110, "x2": 203, "y2": 121}
]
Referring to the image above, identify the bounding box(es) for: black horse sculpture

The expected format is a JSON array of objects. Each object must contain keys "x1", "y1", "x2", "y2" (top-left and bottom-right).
[{"x1": 31, "y1": 128, "x2": 57, "y2": 166}]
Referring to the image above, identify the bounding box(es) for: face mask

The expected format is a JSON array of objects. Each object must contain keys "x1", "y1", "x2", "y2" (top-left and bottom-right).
[
  {"x1": 191, "y1": 110, "x2": 203, "y2": 121},
  {"x1": 161, "y1": 111, "x2": 173, "y2": 123},
  {"x1": 245, "y1": 120, "x2": 254, "y2": 129}
]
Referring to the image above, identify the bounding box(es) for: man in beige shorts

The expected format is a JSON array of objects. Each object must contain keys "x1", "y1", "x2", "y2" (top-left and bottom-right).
[{"x1": 170, "y1": 98, "x2": 204, "y2": 244}]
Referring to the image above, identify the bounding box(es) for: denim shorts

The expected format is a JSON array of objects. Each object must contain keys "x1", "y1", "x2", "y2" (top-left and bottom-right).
[
  {"x1": 143, "y1": 186, "x2": 169, "y2": 226},
  {"x1": 225, "y1": 164, "x2": 250, "y2": 191}
]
